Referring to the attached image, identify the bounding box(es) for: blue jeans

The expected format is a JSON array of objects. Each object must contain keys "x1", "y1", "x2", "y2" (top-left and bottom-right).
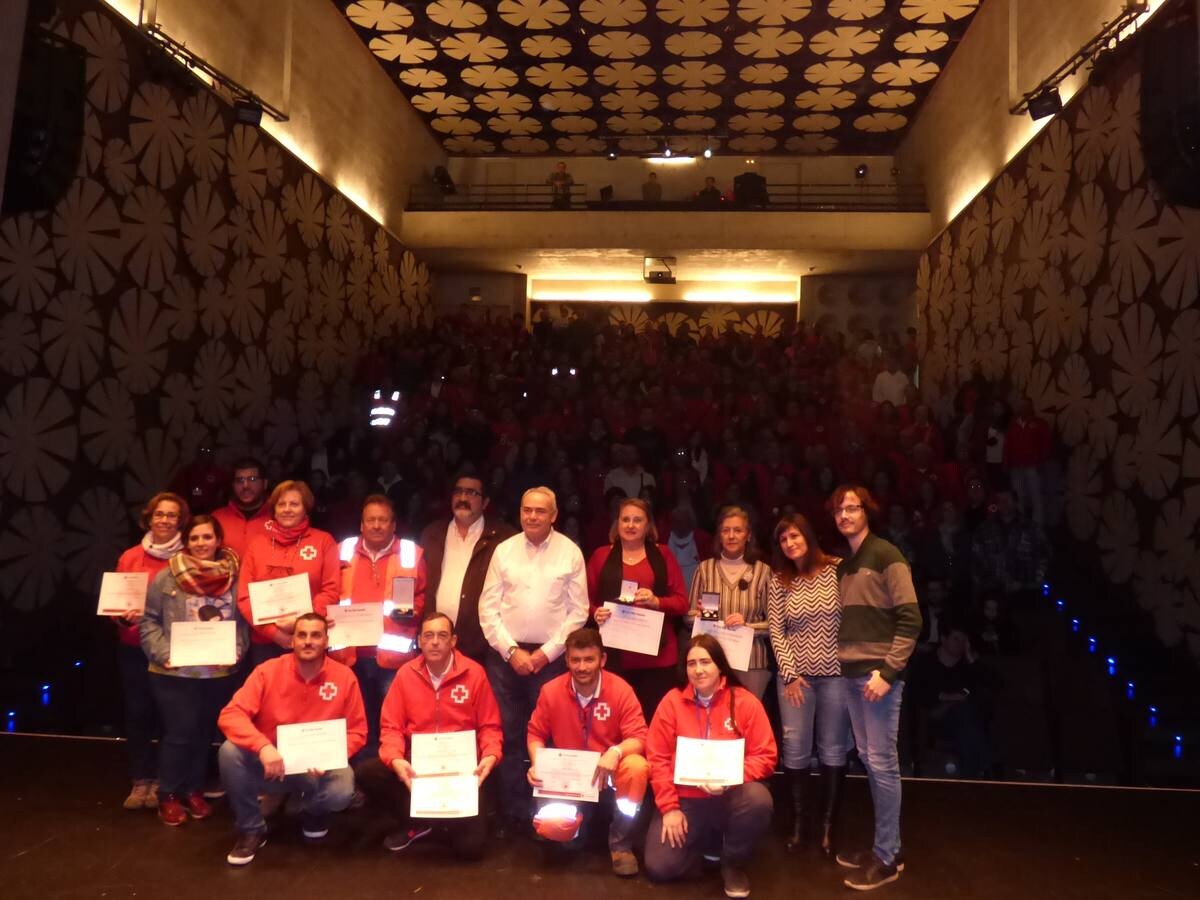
[
  {"x1": 485, "y1": 649, "x2": 566, "y2": 819},
  {"x1": 843, "y1": 675, "x2": 905, "y2": 866},
  {"x1": 149, "y1": 674, "x2": 228, "y2": 795},
  {"x1": 218, "y1": 740, "x2": 355, "y2": 834},
  {"x1": 352, "y1": 656, "x2": 398, "y2": 759},
  {"x1": 777, "y1": 675, "x2": 850, "y2": 769},
  {"x1": 117, "y1": 643, "x2": 159, "y2": 780}
]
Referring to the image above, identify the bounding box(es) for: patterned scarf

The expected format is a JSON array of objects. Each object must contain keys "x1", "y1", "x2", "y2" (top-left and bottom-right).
[
  {"x1": 268, "y1": 517, "x2": 310, "y2": 547},
  {"x1": 169, "y1": 547, "x2": 240, "y2": 598},
  {"x1": 141, "y1": 531, "x2": 183, "y2": 560}
]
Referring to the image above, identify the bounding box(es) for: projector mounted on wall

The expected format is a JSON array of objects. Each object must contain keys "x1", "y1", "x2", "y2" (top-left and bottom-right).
[{"x1": 643, "y1": 256, "x2": 677, "y2": 285}]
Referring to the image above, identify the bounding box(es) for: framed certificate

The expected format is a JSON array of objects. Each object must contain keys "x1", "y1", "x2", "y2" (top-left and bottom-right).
[{"x1": 96, "y1": 571, "x2": 149, "y2": 615}]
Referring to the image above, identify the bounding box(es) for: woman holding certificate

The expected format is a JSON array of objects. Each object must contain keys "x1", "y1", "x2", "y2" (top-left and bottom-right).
[
  {"x1": 587, "y1": 498, "x2": 689, "y2": 718},
  {"x1": 237, "y1": 480, "x2": 340, "y2": 667},
  {"x1": 644, "y1": 634, "x2": 777, "y2": 899},
  {"x1": 140, "y1": 515, "x2": 249, "y2": 826},
  {"x1": 767, "y1": 512, "x2": 850, "y2": 857},
  {"x1": 113, "y1": 491, "x2": 190, "y2": 812},
  {"x1": 686, "y1": 506, "x2": 773, "y2": 699}
]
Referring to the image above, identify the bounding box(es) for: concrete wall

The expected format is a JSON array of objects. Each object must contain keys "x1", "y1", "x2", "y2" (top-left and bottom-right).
[
  {"x1": 434, "y1": 271, "x2": 527, "y2": 321},
  {"x1": 101, "y1": 0, "x2": 446, "y2": 233},
  {"x1": 898, "y1": 0, "x2": 1164, "y2": 230}
]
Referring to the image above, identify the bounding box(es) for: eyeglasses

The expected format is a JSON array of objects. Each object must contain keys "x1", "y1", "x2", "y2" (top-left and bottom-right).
[
  {"x1": 452, "y1": 487, "x2": 482, "y2": 498},
  {"x1": 233, "y1": 476, "x2": 260, "y2": 485},
  {"x1": 835, "y1": 505, "x2": 864, "y2": 516},
  {"x1": 151, "y1": 511, "x2": 180, "y2": 520}
]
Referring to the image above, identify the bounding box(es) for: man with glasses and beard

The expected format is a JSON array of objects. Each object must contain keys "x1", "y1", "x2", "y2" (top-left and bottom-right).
[{"x1": 214, "y1": 457, "x2": 271, "y2": 559}]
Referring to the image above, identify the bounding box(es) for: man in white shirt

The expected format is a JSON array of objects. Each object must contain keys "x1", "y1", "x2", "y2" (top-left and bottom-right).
[
  {"x1": 478, "y1": 486, "x2": 588, "y2": 830},
  {"x1": 603, "y1": 444, "x2": 656, "y2": 501},
  {"x1": 872, "y1": 357, "x2": 911, "y2": 408},
  {"x1": 419, "y1": 474, "x2": 517, "y2": 663}
]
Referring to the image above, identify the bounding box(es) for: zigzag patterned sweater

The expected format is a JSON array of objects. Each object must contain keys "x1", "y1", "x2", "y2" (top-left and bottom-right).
[{"x1": 836, "y1": 533, "x2": 923, "y2": 684}]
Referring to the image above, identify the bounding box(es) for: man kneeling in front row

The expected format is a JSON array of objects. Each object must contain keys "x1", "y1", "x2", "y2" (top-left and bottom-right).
[
  {"x1": 527, "y1": 627, "x2": 649, "y2": 876},
  {"x1": 355, "y1": 611, "x2": 501, "y2": 860},
  {"x1": 218, "y1": 613, "x2": 366, "y2": 865}
]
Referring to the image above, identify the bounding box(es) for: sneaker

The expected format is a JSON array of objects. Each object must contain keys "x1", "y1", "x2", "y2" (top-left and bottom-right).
[
  {"x1": 123, "y1": 780, "x2": 150, "y2": 810},
  {"x1": 186, "y1": 791, "x2": 213, "y2": 820},
  {"x1": 383, "y1": 826, "x2": 433, "y2": 852},
  {"x1": 227, "y1": 831, "x2": 267, "y2": 866},
  {"x1": 843, "y1": 853, "x2": 901, "y2": 891},
  {"x1": 158, "y1": 794, "x2": 188, "y2": 826},
  {"x1": 836, "y1": 850, "x2": 905, "y2": 872},
  {"x1": 300, "y1": 816, "x2": 329, "y2": 840},
  {"x1": 721, "y1": 862, "x2": 752, "y2": 898},
  {"x1": 611, "y1": 850, "x2": 638, "y2": 877},
  {"x1": 202, "y1": 784, "x2": 227, "y2": 800},
  {"x1": 143, "y1": 781, "x2": 160, "y2": 809}
]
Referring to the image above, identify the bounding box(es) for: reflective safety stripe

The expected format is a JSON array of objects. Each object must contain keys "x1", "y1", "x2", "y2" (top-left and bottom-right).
[
  {"x1": 535, "y1": 802, "x2": 579, "y2": 822},
  {"x1": 615, "y1": 797, "x2": 640, "y2": 818},
  {"x1": 378, "y1": 632, "x2": 413, "y2": 653},
  {"x1": 399, "y1": 539, "x2": 417, "y2": 569},
  {"x1": 339, "y1": 537, "x2": 357, "y2": 563}
]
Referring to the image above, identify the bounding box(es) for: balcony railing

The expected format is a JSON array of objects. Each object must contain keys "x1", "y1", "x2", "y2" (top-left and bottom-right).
[{"x1": 407, "y1": 181, "x2": 927, "y2": 212}]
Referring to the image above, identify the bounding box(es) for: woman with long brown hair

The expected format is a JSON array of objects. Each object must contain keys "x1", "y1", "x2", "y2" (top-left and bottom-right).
[{"x1": 768, "y1": 512, "x2": 850, "y2": 857}]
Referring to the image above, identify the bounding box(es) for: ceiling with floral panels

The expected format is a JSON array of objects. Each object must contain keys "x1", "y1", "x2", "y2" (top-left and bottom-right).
[{"x1": 332, "y1": 0, "x2": 983, "y2": 157}]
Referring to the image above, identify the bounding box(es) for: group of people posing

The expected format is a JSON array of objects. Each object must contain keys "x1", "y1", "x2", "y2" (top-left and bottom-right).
[{"x1": 113, "y1": 457, "x2": 920, "y2": 896}]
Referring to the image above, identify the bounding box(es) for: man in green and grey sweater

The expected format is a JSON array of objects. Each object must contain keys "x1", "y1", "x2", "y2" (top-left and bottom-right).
[{"x1": 829, "y1": 484, "x2": 921, "y2": 892}]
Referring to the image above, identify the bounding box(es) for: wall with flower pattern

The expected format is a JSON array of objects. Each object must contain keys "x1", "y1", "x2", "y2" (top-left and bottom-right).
[
  {"x1": 0, "y1": 0, "x2": 433, "y2": 646},
  {"x1": 913, "y1": 12, "x2": 1200, "y2": 660},
  {"x1": 534, "y1": 299, "x2": 798, "y2": 337}
]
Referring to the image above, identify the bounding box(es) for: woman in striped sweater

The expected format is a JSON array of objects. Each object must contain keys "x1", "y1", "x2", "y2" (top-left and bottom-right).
[
  {"x1": 767, "y1": 512, "x2": 850, "y2": 857},
  {"x1": 686, "y1": 506, "x2": 773, "y2": 699}
]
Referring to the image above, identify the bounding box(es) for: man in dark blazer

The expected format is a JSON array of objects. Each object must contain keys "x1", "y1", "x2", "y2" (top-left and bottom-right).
[{"x1": 420, "y1": 473, "x2": 517, "y2": 662}]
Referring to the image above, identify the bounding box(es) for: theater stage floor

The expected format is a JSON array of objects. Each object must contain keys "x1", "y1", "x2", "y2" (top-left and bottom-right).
[{"x1": 1, "y1": 734, "x2": 1195, "y2": 900}]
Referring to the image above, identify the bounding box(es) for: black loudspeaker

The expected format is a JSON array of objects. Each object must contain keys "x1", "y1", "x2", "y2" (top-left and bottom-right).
[
  {"x1": 2, "y1": 30, "x2": 86, "y2": 215},
  {"x1": 1140, "y1": 0, "x2": 1200, "y2": 207}
]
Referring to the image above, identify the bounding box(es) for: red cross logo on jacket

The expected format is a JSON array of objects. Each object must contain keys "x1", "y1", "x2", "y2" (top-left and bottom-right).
[
  {"x1": 450, "y1": 684, "x2": 469, "y2": 704},
  {"x1": 299, "y1": 545, "x2": 317, "y2": 561},
  {"x1": 724, "y1": 717, "x2": 735, "y2": 732},
  {"x1": 593, "y1": 701, "x2": 611, "y2": 721},
  {"x1": 319, "y1": 682, "x2": 338, "y2": 701}
]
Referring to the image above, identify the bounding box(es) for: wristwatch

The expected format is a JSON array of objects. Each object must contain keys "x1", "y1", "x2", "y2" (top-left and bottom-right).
[{"x1": 505, "y1": 645, "x2": 518, "y2": 661}]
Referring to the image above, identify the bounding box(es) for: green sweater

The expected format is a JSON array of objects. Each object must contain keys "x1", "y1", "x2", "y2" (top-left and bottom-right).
[{"x1": 836, "y1": 532, "x2": 922, "y2": 683}]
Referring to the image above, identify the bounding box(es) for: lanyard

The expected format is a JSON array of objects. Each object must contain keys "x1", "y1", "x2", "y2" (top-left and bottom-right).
[
  {"x1": 573, "y1": 675, "x2": 601, "y2": 747},
  {"x1": 693, "y1": 692, "x2": 715, "y2": 739}
]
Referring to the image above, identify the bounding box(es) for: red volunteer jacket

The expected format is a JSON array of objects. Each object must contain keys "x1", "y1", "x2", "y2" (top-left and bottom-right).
[
  {"x1": 378, "y1": 651, "x2": 503, "y2": 768},
  {"x1": 218, "y1": 653, "x2": 367, "y2": 758},
  {"x1": 213, "y1": 502, "x2": 272, "y2": 561},
  {"x1": 236, "y1": 526, "x2": 340, "y2": 646},
  {"x1": 113, "y1": 545, "x2": 170, "y2": 647},
  {"x1": 528, "y1": 670, "x2": 648, "y2": 753},
  {"x1": 646, "y1": 680, "x2": 778, "y2": 813}
]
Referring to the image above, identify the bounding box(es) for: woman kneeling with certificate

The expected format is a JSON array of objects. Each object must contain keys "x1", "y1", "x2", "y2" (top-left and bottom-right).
[{"x1": 644, "y1": 634, "x2": 777, "y2": 899}]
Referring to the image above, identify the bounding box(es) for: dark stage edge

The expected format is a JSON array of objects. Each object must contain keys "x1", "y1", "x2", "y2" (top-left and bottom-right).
[{"x1": 1, "y1": 735, "x2": 1197, "y2": 900}]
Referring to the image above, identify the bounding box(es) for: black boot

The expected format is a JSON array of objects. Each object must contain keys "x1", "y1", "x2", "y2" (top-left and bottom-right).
[
  {"x1": 818, "y1": 764, "x2": 847, "y2": 860},
  {"x1": 785, "y1": 768, "x2": 811, "y2": 852}
]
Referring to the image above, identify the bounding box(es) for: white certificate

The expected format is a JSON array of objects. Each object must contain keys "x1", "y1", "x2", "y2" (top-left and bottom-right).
[
  {"x1": 691, "y1": 618, "x2": 755, "y2": 672},
  {"x1": 328, "y1": 602, "x2": 384, "y2": 648},
  {"x1": 410, "y1": 774, "x2": 479, "y2": 819},
  {"x1": 248, "y1": 573, "x2": 313, "y2": 625},
  {"x1": 618, "y1": 579, "x2": 640, "y2": 603},
  {"x1": 169, "y1": 620, "x2": 237, "y2": 667},
  {"x1": 411, "y1": 729, "x2": 477, "y2": 776},
  {"x1": 276, "y1": 718, "x2": 348, "y2": 776},
  {"x1": 533, "y1": 748, "x2": 602, "y2": 803},
  {"x1": 598, "y1": 602, "x2": 664, "y2": 656},
  {"x1": 391, "y1": 576, "x2": 415, "y2": 615},
  {"x1": 96, "y1": 571, "x2": 148, "y2": 615},
  {"x1": 674, "y1": 737, "x2": 745, "y2": 787}
]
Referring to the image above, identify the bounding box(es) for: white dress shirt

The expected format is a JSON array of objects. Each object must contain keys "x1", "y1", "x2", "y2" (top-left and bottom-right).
[
  {"x1": 478, "y1": 529, "x2": 587, "y2": 663},
  {"x1": 435, "y1": 517, "x2": 484, "y2": 625}
]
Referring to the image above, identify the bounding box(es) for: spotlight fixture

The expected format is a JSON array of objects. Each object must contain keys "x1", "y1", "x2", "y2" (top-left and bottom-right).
[
  {"x1": 234, "y1": 98, "x2": 263, "y2": 126},
  {"x1": 1026, "y1": 87, "x2": 1063, "y2": 121},
  {"x1": 664, "y1": 146, "x2": 672, "y2": 158},
  {"x1": 606, "y1": 140, "x2": 618, "y2": 161},
  {"x1": 855, "y1": 163, "x2": 869, "y2": 180},
  {"x1": 703, "y1": 145, "x2": 713, "y2": 159}
]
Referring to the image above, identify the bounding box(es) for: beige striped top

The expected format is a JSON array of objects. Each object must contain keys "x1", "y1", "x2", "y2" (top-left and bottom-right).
[{"x1": 686, "y1": 557, "x2": 773, "y2": 671}]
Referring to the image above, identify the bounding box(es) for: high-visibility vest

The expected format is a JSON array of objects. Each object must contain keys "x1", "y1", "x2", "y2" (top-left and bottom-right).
[{"x1": 332, "y1": 538, "x2": 423, "y2": 669}]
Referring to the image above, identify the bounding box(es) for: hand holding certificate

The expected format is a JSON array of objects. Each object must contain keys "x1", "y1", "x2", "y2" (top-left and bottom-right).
[
  {"x1": 532, "y1": 748, "x2": 603, "y2": 803},
  {"x1": 169, "y1": 620, "x2": 237, "y2": 667},
  {"x1": 248, "y1": 573, "x2": 313, "y2": 626},
  {"x1": 97, "y1": 571, "x2": 148, "y2": 615},
  {"x1": 276, "y1": 718, "x2": 349, "y2": 775},
  {"x1": 597, "y1": 601, "x2": 664, "y2": 656},
  {"x1": 409, "y1": 731, "x2": 479, "y2": 818},
  {"x1": 674, "y1": 736, "x2": 745, "y2": 788},
  {"x1": 691, "y1": 618, "x2": 754, "y2": 672}
]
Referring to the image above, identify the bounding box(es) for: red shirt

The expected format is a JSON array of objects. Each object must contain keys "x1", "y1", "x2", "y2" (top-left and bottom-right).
[
  {"x1": 586, "y1": 544, "x2": 689, "y2": 670},
  {"x1": 1004, "y1": 416, "x2": 1051, "y2": 468},
  {"x1": 114, "y1": 544, "x2": 170, "y2": 647},
  {"x1": 646, "y1": 681, "x2": 778, "y2": 813},
  {"x1": 237, "y1": 526, "x2": 340, "y2": 645},
  {"x1": 212, "y1": 502, "x2": 272, "y2": 560},
  {"x1": 528, "y1": 670, "x2": 647, "y2": 753},
  {"x1": 378, "y1": 651, "x2": 503, "y2": 768},
  {"x1": 218, "y1": 653, "x2": 367, "y2": 758}
]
